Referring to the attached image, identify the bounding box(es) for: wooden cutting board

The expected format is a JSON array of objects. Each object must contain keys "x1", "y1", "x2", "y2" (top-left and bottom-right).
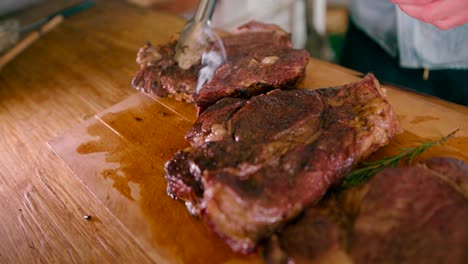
[{"x1": 49, "y1": 59, "x2": 468, "y2": 264}]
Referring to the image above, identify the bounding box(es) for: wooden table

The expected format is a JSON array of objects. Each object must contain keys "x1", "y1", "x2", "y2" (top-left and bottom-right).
[{"x1": 1, "y1": 1, "x2": 466, "y2": 263}]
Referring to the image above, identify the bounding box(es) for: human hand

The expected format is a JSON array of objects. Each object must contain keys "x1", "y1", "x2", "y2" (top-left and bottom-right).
[{"x1": 391, "y1": 0, "x2": 468, "y2": 30}]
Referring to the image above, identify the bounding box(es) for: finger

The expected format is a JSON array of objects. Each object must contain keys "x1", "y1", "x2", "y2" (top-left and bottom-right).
[
  {"x1": 424, "y1": 0, "x2": 468, "y2": 22},
  {"x1": 397, "y1": 4, "x2": 427, "y2": 21},
  {"x1": 391, "y1": 0, "x2": 436, "y2": 5},
  {"x1": 398, "y1": 1, "x2": 468, "y2": 23},
  {"x1": 432, "y1": 8, "x2": 468, "y2": 30}
]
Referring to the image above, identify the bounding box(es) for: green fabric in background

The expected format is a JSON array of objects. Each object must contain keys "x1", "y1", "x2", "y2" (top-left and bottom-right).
[{"x1": 328, "y1": 33, "x2": 345, "y2": 63}]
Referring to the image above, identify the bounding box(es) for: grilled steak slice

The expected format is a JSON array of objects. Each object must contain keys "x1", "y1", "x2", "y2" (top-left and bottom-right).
[
  {"x1": 264, "y1": 157, "x2": 468, "y2": 264},
  {"x1": 165, "y1": 74, "x2": 398, "y2": 253},
  {"x1": 132, "y1": 36, "x2": 200, "y2": 101},
  {"x1": 264, "y1": 195, "x2": 348, "y2": 264},
  {"x1": 350, "y1": 157, "x2": 468, "y2": 264},
  {"x1": 132, "y1": 21, "x2": 310, "y2": 109}
]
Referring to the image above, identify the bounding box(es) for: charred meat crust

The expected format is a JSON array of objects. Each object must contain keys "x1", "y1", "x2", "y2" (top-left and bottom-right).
[
  {"x1": 265, "y1": 157, "x2": 468, "y2": 264},
  {"x1": 165, "y1": 74, "x2": 399, "y2": 253},
  {"x1": 131, "y1": 21, "x2": 310, "y2": 110}
]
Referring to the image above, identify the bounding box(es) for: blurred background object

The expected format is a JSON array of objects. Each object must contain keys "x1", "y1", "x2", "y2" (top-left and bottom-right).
[
  {"x1": 0, "y1": 15, "x2": 63, "y2": 69},
  {"x1": 127, "y1": 0, "x2": 350, "y2": 63},
  {"x1": 0, "y1": 19, "x2": 19, "y2": 52},
  {"x1": 0, "y1": 0, "x2": 92, "y2": 35},
  {"x1": 305, "y1": 0, "x2": 334, "y2": 60},
  {"x1": 0, "y1": 0, "x2": 350, "y2": 64},
  {"x1": 0, "y1": 0, "x2": 93, "y2": 68},
  {"x1": 0, "y1": 0, "x2": 44, "y2": 17},
  {"x1": 325, "y1": 0, "x2": 349, "y2": 62}
]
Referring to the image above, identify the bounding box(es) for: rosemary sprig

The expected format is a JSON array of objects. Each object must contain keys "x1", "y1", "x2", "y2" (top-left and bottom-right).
[{"x1": 341, "y1": 129, "x2": 459, "y2": 188}]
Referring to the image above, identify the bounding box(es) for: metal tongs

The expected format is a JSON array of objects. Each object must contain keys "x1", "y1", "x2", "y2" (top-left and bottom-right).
[{"x1": 175, "y1": 0, "x2": 218, "y2": 70}]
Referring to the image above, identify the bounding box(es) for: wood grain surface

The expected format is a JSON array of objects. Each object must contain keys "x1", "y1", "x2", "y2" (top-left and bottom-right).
[{"x1": 1, "y1": 0, "x2": 467, "y2": 263}]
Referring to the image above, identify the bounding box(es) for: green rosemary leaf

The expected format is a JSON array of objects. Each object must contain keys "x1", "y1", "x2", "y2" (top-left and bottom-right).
[{"x1": 341, "y1": 129, "x2": 459, "y2": 188}]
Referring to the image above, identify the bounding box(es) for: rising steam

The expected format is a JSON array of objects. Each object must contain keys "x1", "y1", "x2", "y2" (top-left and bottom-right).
[{"x1": 196, "y1": 27, "x2": 226, "y2": 93}]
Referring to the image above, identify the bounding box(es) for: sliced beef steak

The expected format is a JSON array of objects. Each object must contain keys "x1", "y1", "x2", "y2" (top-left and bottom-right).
[
  {"x1": 165, "y1": 74, "x2": 398, "y2": 253},
  {"x1": 132, "y1": 36, "x2": 200, "y2": 101},
  {"x1": 350, "y1": 157, "x2": 468, "y2": 264},
  {"x1": 131, "y1": 21, "x2": 310, "y2": 109},
  {"x1": 264, "y1": 194, "x2": 349, "y2": 264},
  {"x1": 265, "y1": 157, "x2": 468, "y2": 264}
]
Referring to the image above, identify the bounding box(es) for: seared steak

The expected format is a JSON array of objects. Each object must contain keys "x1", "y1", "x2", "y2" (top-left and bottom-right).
[
  {"x1": 165, "y1": 74, "x2": 398, "y2": 253},
  {"x1": 132, "y1": 36, "x2": 200, "y2": 101},
  {"x1": 264, "y1": 195, "x2": 347, "y2": 264},
  {"x1": 265, "y1": 157, "x2": 468, "y2": 264},
  {"x1": 132, "y1": 21, "x2": 310, "y2": 110},
  {"x1": 350, "y1": 157, "x2": 468, "y2": 264}
]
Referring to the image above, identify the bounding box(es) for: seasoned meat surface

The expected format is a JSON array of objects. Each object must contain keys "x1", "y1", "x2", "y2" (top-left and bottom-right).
[
  {"x1": 264, "y1": 157, "x2": 468, "y2": 264},
  {"x1": 350, "y1": 157, "x2": 468, "y2": 264},
  {"x1": 132, "y1": 21, "x2": 310, "y2": 110},
  {"x1": 165, "y1": 74, "x2": 398, "y2": 253},
  {"x1": 264, "y1": 195, "x2": 347, "y2": 264}
]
